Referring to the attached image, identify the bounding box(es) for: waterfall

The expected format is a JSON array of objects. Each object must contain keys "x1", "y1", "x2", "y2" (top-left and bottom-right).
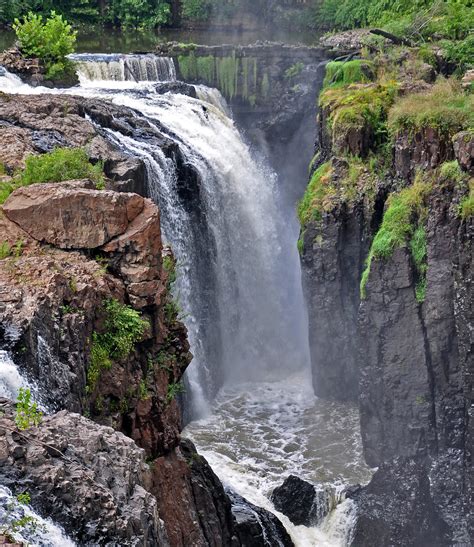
[
  {"x1": 0, "y1": 350, "x2": 30, "y2": 400},
  {"x1": 0, "y1": 63, "x2": 370, "y2": 546},
  {"x1": 70, "y1": 53, "x2": 176, "y2": 83},
  {"x1": 0, "y1": 486, "x2": 76, "y2": 546}
]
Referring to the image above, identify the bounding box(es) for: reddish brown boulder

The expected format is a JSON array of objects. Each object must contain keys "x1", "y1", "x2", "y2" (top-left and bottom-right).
[{"x1": 3, "y1": 183, "x2": 144, "y2": 249}]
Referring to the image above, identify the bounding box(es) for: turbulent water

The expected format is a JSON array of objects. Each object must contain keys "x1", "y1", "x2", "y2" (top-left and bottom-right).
[
  {"x1": 0, "y1": 486, "x2": 75, "y2": 546},
  {"x1": 0, "y1": 56, "x2": 372, "y2": 545}
]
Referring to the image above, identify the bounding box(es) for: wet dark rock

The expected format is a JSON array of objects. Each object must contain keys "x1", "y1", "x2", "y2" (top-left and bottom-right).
[
  {"x1": 453, "y1": 130, "x2": 474, "y2": 174},
  {"x1": 271, "y1": 475, "x2": 336, "y2": 527},
  {"x1": 227, "y1": 490, "x2": 294, "y2": 547},
  {"x1": 155, "y1": 81, "x2": 197, "y2": 98}
]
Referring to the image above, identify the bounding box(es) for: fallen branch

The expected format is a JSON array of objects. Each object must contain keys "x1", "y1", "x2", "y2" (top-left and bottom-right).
[{"x1": 370, "y1": 29, "x2": 413, "y2": 47}]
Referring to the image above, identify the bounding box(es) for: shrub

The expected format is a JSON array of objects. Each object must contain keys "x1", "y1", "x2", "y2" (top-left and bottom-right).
[
  {"x1": 87, "y1": 299, "x2": 149, "y2": 392},
  {"x1": 460, "y1": 179, "x2": 474, "y2": 219},
  {"x1": 15, "y1": 388, "x2": 43, "y2": 430},
  {"x1": 166, "y1": 381, "x2": 185, "y2": 404},
  {"x1": 18, "y1": 147, "x2": 104, "y2": 186},
  {"x1": 323, "y1": 60, "x2": 375, "y2": 89},
  {"x1": 388, "y1": 79, "x2": 474, "y2": 137},
  {"x1": 360, "y1": 177, "x2": 432, "y2": 299},
  {"x1": 284, "y1": 62, "x2": 304, "y2": 80},
  {"x1": 13, "y1": 11, "x2": 77, "y2": 80},
  {"x1": 0, "y1": 147, "x2": 105, "y2": 205}
]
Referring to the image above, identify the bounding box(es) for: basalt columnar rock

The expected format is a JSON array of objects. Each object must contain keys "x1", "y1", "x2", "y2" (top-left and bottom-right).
[{"x1": 299, "y1": 54, "x2": 473, "y2": 545}]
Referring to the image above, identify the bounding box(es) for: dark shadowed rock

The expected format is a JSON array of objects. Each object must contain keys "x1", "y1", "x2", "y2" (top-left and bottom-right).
[
  {"x1": 271, "y1": 475, "x2": 336, "y2": 527},
  {"x1": 351, "y1": 458, "x2": 450, "y2": 547},
  {"x1": 227, "y1": 490, "x2": 294, "y2": 547},
  {"x1": 453, "y1": 130, "x2": 474, "y2": 174},
  {"x1": 155, "y1": 81, "x2": 198, "y2": 97}
]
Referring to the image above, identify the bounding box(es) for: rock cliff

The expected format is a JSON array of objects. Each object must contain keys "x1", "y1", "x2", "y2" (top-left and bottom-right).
[{"x1": 299, "y1": 52, "x2": 473, "y2": 544}]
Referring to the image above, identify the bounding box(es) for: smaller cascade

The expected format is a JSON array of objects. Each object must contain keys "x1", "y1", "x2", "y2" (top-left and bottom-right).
[
  {"x1": 0, "y1": 486, "x2": 76, "y2": 547},
  {"x1": 0, "y1": 350, "x2": 29, "y2": 401},
  {"x1": 70, "y1": 53, "x2": 176, "y2": 83}
]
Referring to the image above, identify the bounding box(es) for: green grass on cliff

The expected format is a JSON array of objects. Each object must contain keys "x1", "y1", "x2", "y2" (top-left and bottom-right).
[
  {"x1": 297, "y1": 162, "x2": 333, "y2": 226},
  {"x1": 460, "y1": 179, "x2": 474, "y2": 219},
  {"x1": 388, "y1": 79, "x2": 474, "y2": 137},
  {"x1": 320, "y1": 82, "x2": 397, "y2": 152},
  {"x1": 323, "y1": 60, "x2": 375, "y2": 89},
  {"x1": 0, "y1": 147, "x2": 104, "y2": 205},
  {"x1": 87, "y1": 299, "x2": 149, "y2": 393},
  {"x1": 360, "y1": 176, "x2": 432, "y2": 300}
]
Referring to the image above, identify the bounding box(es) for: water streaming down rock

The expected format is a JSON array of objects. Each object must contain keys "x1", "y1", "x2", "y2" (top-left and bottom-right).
[
  {"x1": 70, "y1": 53, "x2": 176, "y2": 83},
  {"x1": 0, "y1": 350, "x2": 30, "y2": 400},
  {"x1": 0, "y1": 486, "x2": 76, "y2": 547}
]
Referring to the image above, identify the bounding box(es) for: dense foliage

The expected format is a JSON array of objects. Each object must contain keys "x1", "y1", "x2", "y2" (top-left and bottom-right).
[
  {"x1": 13, "y1": 11, "x2": 76, "y2": 79},
  {"x1": 0, "y1": 0, "x2": 172, "y2": 28}
]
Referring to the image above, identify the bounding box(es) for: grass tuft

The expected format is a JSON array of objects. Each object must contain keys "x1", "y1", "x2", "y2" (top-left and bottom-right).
[{"x1": 323, "y1": 60, "x2": 375, "y2": 89}]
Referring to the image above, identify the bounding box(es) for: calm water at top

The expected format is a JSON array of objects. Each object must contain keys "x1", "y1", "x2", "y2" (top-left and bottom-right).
[{"x1": 0, "y1": 26, "x2": 319, "y2": 54}]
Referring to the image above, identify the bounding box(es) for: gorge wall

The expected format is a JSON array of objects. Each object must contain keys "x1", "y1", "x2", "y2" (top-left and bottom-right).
[{"x1": 299, "y1": 49, "x2": 473, "y2": 544}]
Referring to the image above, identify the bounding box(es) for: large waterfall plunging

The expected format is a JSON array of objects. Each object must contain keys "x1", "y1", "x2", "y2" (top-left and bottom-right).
[{"x1": 0, "y1": 57, "x2": 370, "y2": 546}]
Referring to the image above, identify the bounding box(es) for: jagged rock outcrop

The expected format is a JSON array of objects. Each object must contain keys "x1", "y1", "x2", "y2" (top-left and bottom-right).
[
  {"x1": 453, "y1": 130, "x2": 474, "y2": 174},
  {"x1": 271, "y1": 475, "x2": 336, "y2": 527},
  {"x1": 0, "y1": 400, "x2": 169, "y2": 546}
]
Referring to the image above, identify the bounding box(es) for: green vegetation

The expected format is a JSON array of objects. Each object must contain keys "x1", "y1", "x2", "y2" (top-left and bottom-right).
[
  {"x1": 166, "y1": 381, "x2": 185, "y2": 404},
  {"x1": 0, "y1": 240, "x2": 24, "y2": 259},
  {"x1": 15, "y1": 387, "x2": 43, "y2": 430},
  {"x1": 87, "y1": 299, "x2": 149, "y2": 392},
  {"x1": 0, "y1": 147, "x2": 105, "y2": 205},
  {"x1": 1, "y1": 0, "x2": 172, "y2": 28},
  {"x1": 13, "y1": 11, "x2": 76, "y2": 80},
  {"x1": 323, "y1": 60, "x2": 375, "y2": 89},
  {"x1": 16, "y1": 492, "x2": 31, "y2": 505},
  {"x1": 284, "y1": 62, "x2": 304, "y2": 79},
  {"x1": 460, "y1": 179, "x2": 474, "y2": 219},
  {"x1": 388, "y1": 79, "x2": 474, "y2": 137},
  {"x1": 298, "y1": 162, "x2": 333, "y2": 225},
  {"x1": 360, "y1": 177, "x2": 432, "y2": 300},
  {"x1": 320, "y1": 83, "x2": 397, "y2": 151}
]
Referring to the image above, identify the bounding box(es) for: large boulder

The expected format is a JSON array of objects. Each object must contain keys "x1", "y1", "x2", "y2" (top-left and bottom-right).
[
  {"x1": 271, "y1": 475, "x2": 336, "y2": 527},
  {"x1": 227, "y1": 490, "x2": 294, "y2": 547},
  {"x1": 3, "y1": 183, "x2": 145, "y2": 249},
  {"x1": 0, "y1": 401, "x2": 169, "y2": 546}
]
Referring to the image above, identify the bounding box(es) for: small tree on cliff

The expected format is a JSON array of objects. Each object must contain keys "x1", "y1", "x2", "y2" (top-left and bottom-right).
[{"x1": 13, "y1": 11, "x2": 77, "y2": 81}]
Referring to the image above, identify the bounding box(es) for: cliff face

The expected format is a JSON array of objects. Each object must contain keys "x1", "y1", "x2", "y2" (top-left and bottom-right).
[
  {"x1": 299, "y1": 55, "x2": 473, "y2": 544},
  {"x1": 0, "y1": 93, "x2": 293, "y2": 546}
]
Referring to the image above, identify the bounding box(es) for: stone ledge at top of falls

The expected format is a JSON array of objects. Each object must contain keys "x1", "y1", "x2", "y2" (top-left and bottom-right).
[{"x1": 154, "y1": 40, "x2": 341, "y2": 60}]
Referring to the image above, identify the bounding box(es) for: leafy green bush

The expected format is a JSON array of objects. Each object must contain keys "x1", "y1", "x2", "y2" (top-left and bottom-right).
[
  {"x1": 388, "y1": 79, "x2": 474, "y2": 137},
  {"x1": 360, "y1": 177, "x2": 431, "y2": 299},
  {"x1": 108, "y1": 0, "x2": 170, "y2": 28},
  {"x1": 442, "y1": 35, "x2": 474, "y2": 72},
  {"x1": 18, "y1": 147, "x2": 104, "y2": 186},
  {"x1": 0, "y1": 147, "x2": 104, "y2": 205},
  {"x1": 15, "y1": 387, "x2": 43, "y2": 430},
  {"x1": 87, "y1": 299, "x2": 149, "y2": 392},
  {"x1": 13, "y1": 11, "x2": 77, "y2": 80}
]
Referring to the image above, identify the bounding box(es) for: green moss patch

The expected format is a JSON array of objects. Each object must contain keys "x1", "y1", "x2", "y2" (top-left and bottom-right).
[
  {"x1": 360, "y1": 176, "x2": 432, "y2": 300},
  {"x1": 460, "y1": 179, "x2": 474, "y2": 219},
  {"x1": 388, "y1": 79, "x2": 474, "y2": 137},
  {"x1": 320, "y1": 82, "x2": 397, "y2": 151},
  {"x1": 297, "y1": 162, "x2": 333, "y2": 226},
  {"x1": 323, "y1": 60, "x2": 375, "y2": 89}
]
